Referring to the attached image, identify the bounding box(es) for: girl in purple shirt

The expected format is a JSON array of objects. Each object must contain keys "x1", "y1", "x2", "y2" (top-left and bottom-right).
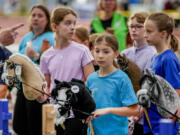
[{"x1": 40, "y1": 6, "x2": 94, "y2": 135}]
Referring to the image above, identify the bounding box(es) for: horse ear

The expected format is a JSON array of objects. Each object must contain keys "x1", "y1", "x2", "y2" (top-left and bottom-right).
[
  {"x1": 54, "y1": 79, "x2": 61, "y2": 84},
  {"x1": 123, "y1": 54, "x2": 128, "y2": 63},
  {"x1": 51, "y1": 88, "x2": 57, "y2": 99},
  {"x1": 145, "y1": 69, "x2": 152, "y2": 76},
  {"x1": 71, "y1": 78, "x2": 84, "y2": 85},
  {"x1": 147, "y1": 69, "x2": 156, "y2": 78}
]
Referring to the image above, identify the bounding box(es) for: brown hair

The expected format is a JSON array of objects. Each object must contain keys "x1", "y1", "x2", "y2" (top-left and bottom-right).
[
  {"x1": 95, "y1": 33, "x2": 119, "y2": 68},
  {"x1": 98, "y1": 0, "x2": 118, "y2": 11},
  {"x1": 129, "y1": 12, "x2": 149, "y2": 24},
  {"x1": 147, "y1": 13, "x2": 178, "y2": 52},
  {"x1": 89, "y1": 33, "x2": 100, "y2": 50},
  {"x1": 51, "y1": 6, "x2": 77, "y2": 25},
  {"x1": 75, "y1": 26, "x2": 89, "y2": 42},
  {"x1": 30, "y1": 4, "x2": 52, "y2": 32}
]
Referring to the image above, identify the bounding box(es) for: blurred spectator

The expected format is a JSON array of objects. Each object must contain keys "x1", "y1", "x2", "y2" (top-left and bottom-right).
[
  {"x1": 3, "y1": 0, "x2": 17, "y2": 14},
  {"x1": 164, "y1": 0, "x2": 180, "y2": 10},
  {"x1": 172, "y1": 0, "x2": 180, "y2": 9},
  {"x1": 164, "y1": 0, "x2": 173, "y2": 10},
  {"x1": 90, "y1": 0, "x2": 128, "y2": 52}
]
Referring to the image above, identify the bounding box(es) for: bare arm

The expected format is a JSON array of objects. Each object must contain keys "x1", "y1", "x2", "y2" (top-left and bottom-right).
[
  {"x1": 0, "y1": 24, "x2": 24, "y2": 46},
  {"x1": 44, "y1": 74, "x2": 51, "y2": 95},
  {"x1": 93, "y1": 104, "x2": 139, "y2": 118},
  {"x1": 0, "y1": 85, "x2": 8, "y2": 98},
  {"x1": 83, "y1": 62, "x2": 94, "y2": 81},
  {"x1": 36, "y1": 74, "x2": 51, "y2": 103}
]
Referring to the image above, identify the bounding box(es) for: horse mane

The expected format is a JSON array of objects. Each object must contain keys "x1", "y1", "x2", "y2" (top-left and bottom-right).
[
  {"x1": 117, "y1": 54, "x2": 142, "y2": 93},
  {"x1": 139, "y1": 74, "x2": 156, "y2": 87},
  {"x1": 9, "y1": 53, "x2": 45, "y2": 80},
  {"x1": 6, "y1": 53, "x2": 46, "y2": 100}
]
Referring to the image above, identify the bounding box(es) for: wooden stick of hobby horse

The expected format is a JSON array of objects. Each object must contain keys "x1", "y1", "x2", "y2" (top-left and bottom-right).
[{"x1": 89, "y1": 121, "x2": 95, "y2": 135}]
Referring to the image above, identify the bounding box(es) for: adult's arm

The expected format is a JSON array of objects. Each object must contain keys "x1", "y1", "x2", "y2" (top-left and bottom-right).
[{"x1": 0, "y1": 24, "x2": 24, "y2": 46}]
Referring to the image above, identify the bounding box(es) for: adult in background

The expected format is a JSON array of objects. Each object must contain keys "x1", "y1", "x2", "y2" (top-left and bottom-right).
[
  {"x1": 13, "y1": 4, "x2": 55, "y2": 135},
  {"x1": 90, "y1": 0, "x2": 128, "y2": 52}
]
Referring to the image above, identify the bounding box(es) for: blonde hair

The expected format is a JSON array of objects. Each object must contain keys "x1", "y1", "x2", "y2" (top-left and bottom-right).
[
  {"x1": 51, "y1": 6, "x2": 77, "y2": 25},
  {"x1": 98, "y1": 0, "x2": 118, "y2": 11},
  {"x1": 74, "y1": 26, "x2": 89, "y2": 42},
  {"x1": 147, "y1": 13, "x2": 178, "y2": 52},
  {"x1": 95, "y1": 33, "x2": 119, "y2": 68}
]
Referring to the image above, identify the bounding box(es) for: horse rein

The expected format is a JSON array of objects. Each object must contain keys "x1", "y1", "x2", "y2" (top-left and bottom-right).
[{"x1": 3, "y1": 61, "x2": 93, "y2": 118}]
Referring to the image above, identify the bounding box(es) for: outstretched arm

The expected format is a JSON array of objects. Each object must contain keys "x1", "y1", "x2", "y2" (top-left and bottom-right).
[
  {"x1": 0, "y1": 24, "x2": 24, "y2": 46},
  {"x1": 93, "y1": 104, "x2": 139, "y2": 119}
]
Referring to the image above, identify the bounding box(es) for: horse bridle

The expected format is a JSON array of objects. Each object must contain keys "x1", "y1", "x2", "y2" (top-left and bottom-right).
[
  {"x1": 3, "y1": 61, "x2": 50, "y2": 97},
  {"x1": 140, "y1": 74, "x2": 158, "y2": 101},
  {"x1": 53, "y1": 87, "x2": 93, "y2": 118},
  {"x1": 3, "y1": 61, "x2": 22, "y2": 87},
  {"x1": 140, "y1": 74, "x2": 180, "y2": 120}
]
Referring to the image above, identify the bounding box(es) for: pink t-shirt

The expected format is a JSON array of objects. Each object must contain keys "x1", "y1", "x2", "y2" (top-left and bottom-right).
[{"x1": 40, "y1": 41, "x2": 94, "y2": 92}]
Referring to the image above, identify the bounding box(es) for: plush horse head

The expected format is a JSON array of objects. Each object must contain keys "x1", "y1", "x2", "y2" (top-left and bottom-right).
[
  {"x1": 2, "y1": 53, "x2": 47, "y2": 100},
  {"x1": 51, "y1": 78, "x2": 96, "y2": 125},
  {"x1": 117, "y1": 54, "x2": 142, "y2": 93},
  {"x1": 137, "y1": 69, "x2": 180, "y2": 118}
]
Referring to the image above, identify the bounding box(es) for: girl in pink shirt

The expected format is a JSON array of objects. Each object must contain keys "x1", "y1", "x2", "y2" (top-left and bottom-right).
[{"x1": 40, "y1": 6, "x2": 94, "y2": 135}]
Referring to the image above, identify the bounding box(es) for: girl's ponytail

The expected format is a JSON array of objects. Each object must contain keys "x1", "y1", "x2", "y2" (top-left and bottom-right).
[{"x1": 170, "y1": 34, "x2": 178, "y2": 52}]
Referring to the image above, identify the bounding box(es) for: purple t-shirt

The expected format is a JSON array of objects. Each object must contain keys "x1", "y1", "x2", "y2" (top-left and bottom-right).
[
  {"x1": 121, "y1": 45, "x2": 156, "y2": 71},
  {"x1": 40, "y1": 41, "x2": 94, "y2": 92}
]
